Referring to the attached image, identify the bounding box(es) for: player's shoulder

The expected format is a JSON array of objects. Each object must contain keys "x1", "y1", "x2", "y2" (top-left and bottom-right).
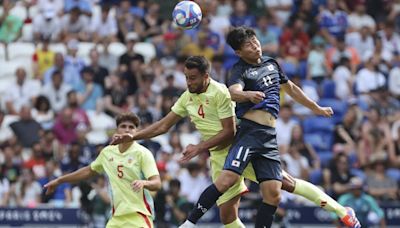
[
  {"x1": 100, "y1": 145, "x2": 119, "y2": 154},
  {"x1": 262, "y1": 56, "x2": 281, "y2": 73},
  {"x1": 133, "y1": 142, "x2": 154, "y2": 157},
  {"x1": 209, "y1": 80, "x2": 230, "y2": 97}
]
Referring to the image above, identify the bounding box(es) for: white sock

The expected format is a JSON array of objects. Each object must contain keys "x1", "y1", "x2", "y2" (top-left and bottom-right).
[{"x1": 180, "y1": 220, "x2": 196, "y2": 228}]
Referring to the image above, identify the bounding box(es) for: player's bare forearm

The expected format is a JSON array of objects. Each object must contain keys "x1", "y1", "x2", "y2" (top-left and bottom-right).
[
  {"x1": 58, "y1": 166, "x2": 98, "y2": 184},
  {"x1": 282, "y1": 80, "x2": 320, "y2": 111},
  {"x1": 229, "y1": 84, "x2": 265, "y2": 104},
  {"x1": 134, "y1": 112, "x2": 181, "y2": 140},
  {"x1": 144, "y1": 175, "x2": 161, "y2": 191}
]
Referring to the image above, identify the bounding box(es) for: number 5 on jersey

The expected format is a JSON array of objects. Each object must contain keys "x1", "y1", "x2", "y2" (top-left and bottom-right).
[
  {"x1": 198, "y1": 104, "x2": 205, "y2": 118},
  {"x1": 117, "y1": 165, "x2": 124, "y2": 178}
]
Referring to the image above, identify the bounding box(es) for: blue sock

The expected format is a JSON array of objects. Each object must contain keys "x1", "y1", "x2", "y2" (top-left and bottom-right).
[
  {"x1": 187, "y1": 184, "x2": 223, "y2": 224},
  {"x1": 255, "y1": 203, "x2": 277, "y2": 228}
]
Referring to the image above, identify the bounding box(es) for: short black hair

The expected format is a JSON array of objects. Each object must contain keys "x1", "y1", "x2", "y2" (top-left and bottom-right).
[
  {"x1": 184, "y1": 56, "x2": 210, "y2": 74},
  {"x1": 226, "y1": 26, "x2": 256, "y2": 50},
  {"x1": 115, "y1": 112, "x2": 140, "y2": 128},
  {"x1": 169, "y1": 179, "x2": 181, "y2": 189}
]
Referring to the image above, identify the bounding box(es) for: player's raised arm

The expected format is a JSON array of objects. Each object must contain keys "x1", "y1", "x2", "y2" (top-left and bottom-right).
[
  {"x1": 44, "y1": 166, "x2": 98, "y2": 195},
  {"x1": 281, "y1": 80, "x2": 333, "y2": 117},
  {"x1": 229, "y1": 84, "x2": 265, "y2": 104},
  {"x1": 110, "y1": 111, "x2": 182, "y2": 145}
]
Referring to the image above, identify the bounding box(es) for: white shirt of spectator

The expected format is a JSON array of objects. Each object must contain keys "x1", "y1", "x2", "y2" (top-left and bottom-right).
[
  {"x1": 348, "y1": 13, "x2": 376, "y2": 31},
  {"x1": 178, "y1": 169, "x2": 210, "y2": 203},
  {"x1": 276, "y1": 118, "x2": 298, "y2": 146},
  {"x1": 14, "y1": 181, "x2": 42, "y2": 207},
  {"x1": 356, "y1": 68, "x2": 386, "y2": 93},
  {"x1": 333, "y1": 65, "x2": 353, "y2": 100},
  {"x1": 281, "y1": 153, "x2": 309, "y2": 179},
  {"x1": 4, "y1": 80, "x2": 41, "y2": 114},
  {"x1": 264, "y1": 0, "x2": 293, "y2": 26},
  {"x1": 33, "y1": 14, "x2": 62, "y2": 41},
  {"x1": 389, "y1": 67, "x2": 400, "y2": 97},
  {"x1": 379, "y1": 30, "x2": 400, "y2": 55},
  {"x1": 85, "y1": 109, "x2": 115, "y2": 145},
  {"x1": 37, "y1": 0, "x2": 64, "y2": 15},
  {"x1": 285, "y1": 83, "x2": 319, "y2": 116},
  {"x1": 61, "y1": 14, "x2": 90, "y2": 33},
  {"x1": 0, "y1": 114, "x2": 19, "y2": 143},
  {"x1": 89, "y1": 12, "x2": 117, "y2": 38},
  {"x1": 346, "y1": 32, "x2": 374, "y2": 59},
  {"x1": 41, "y1": 82, "x2": 72, "y2": 112},
  {"x1": 0, "y1": 178, "x2": 10, "y2": 205}
]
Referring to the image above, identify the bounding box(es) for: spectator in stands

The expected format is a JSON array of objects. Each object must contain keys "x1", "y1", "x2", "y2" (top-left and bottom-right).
[
  {"x1": 332, "y1": 104, "x2": 361, "y2": 155},
  {"x1": 139, "y1": 2, "x2": 166, "y2": 40},
  {"x1": 64, "y1": 0, "x2": 92, "y2": 17},
  {"x1": 284, "y1": 75, "x2": 319, "y2": 117},
  {"x1": 356, "y1": 56, "x2": 386, "y2": 97},
  {"x1": 4, "y1": 68, "x2": 40, "y2": 115},
  {"x1": 40, "y1": 129, "x2": 63, "y2": 161},
  {"x1": 370, "y1": 89, "x2": 400, "y2": 124},
  {"x1": 279, "y1": 17, "x2": 310, "y2": 64},
  {"x1": 181, "y1": 32, "x2": 215, "y2": 60},
  {"x1": 33, "y1": 6, "x2": 61, "y2": 43},
  {"x1": 118, "y1": 32, "x2": 144, "y2": 72},
  {"x1": 116, "y1": 0, "x2": 141, "y2": 43},
  {"x1": 66, "y1": 90, "x2": 91, "y2": 128},
  {"x1": 326, "y1": 36, "x2": 360, "y2": 74},
  {"x1": 290, "y1": 124, "x2": 320, "y2": 170},
  {"x1": 75, "y1": 67, "x2": 103, "y2": 111},
  {"x1": 37, "y1": 0, "x2": 64, "y2": 17},
  {"x1": 276, "y1": 103, "x2": 298, "y2": 153},
  {"x1": 32, "y1": 36, "x2": 55, "y2": 80},
  {"x1": 307, "y1": 36, "x2": 329, "y2": 84},
  {"x1": 178, "y1": 162, "x2": 210, "y2": 204},
  {"x1": 122, "y1": 56, "x2": 144, "y2": 96},
  {"x1": 65, "y1": 39, "x2": 86, "y2": 73},
  {"x1": 392, "y1": 123, "x2": 400, "y2": 167},
  {"x1": 347, "y1": 2, "x2": 376, "y2": 32},
  {"x1": 165, "y1": 179, "x2": 193, "y2": 226},
  {"x1": 41, "y1": 70, "x2": 72, "y2": 113},
  {"x1": 281, "y1": 133, "x2": 311, "y2": 180},
  {"x1": 44, "y1": 53, "x2": 81, "y2": 89},
  {"x1": 103, "y1": 73, "x2": 132, "y2": 117},
  {"x1": 336, "y1": 177, "x2": 386, "y2": 227},
  {"x1": 288, "y1": 0, "x2": 316, "y2": 35},
  {"x1": 254, "y1": 15, "x2": 279, "y2": 57},
  {"x1": 0, "y1": 110, "x2": 19, "y2": 144},
  {"x1": 88, "y1": 49, "x2": 109, "y2": 90},
  {"x1": 90, "y1": 4, "x2": 118, "y2": 43},
  {"x1": 345, "y1": 26, "x2": 374, "y2": 61},
  {"x1": 132, "y1": 92, "x2": 157, "y2": 127},
  {"x1": 85, "y1": 100, "x2": 115, "y2": 145},
  {"x1": 379, "y1": 20, "x2": 400, "y2": 56},
  {"x1": 53, "y1": 107, "x2": 79, "y2": 145},
  {"x1": 61, "y1": 142, "x2": 88, "y2": 173},
  {"x1": 60, "y1": 7, "x2": 90, "y2": 41},
  {"x1": 38, "y1": 160, "x2": 72, "y2": 207},
  {"x1": 24, "y1": 142, "x2": 46, "y2": 178},
  {"x1": 323, "y1": 152, "x2": 354, "y2": 199},
  {"x1": 366, "y1": 153, "x2": 399, "y2": 202},
  {"x1": 363, "y1": 35, "x2": 393, "y2": 76},
  {"x1": 0, "y1": 144, "x2": 21, "y2": 184},
  {"x1": 389, "y1": 64, "x2": 400, "y2": 99},
  {"x1": 98, "y1": 38, "x2": 118, "y2": 72},
  {"x1": 318, "y1": 0, "x2": 348, "y2": 45},
  {"x1": 229, "y1": 0, "x2": 256, "y2": 27},
  {"x1": 332, "y1": 57, "x2": 354, "y2": 101},
  {"x1": 31, "y1": 95, "x2": 54, "y2": 130},
  {"x1": 210, "y1": 55, "x2": 227, "y2": 84},
  {"x1": 264, "y1": 0, "x2": 293, "y2": 27},
  {"x1": 89, "y1": 175, "x2": 110, "y2": 228},
  {"x1": 12, "y1": 169, "x2": 42, "y2": 208},
  {"x1": 10, "y1": 106, "x2": 42, "y2": 148},
  {"x1": 0, "y1": 0, "x2": 23, "y2": 49},
  {"x1": 157, "y1": 32, "x2": 179, "y2": 60}
]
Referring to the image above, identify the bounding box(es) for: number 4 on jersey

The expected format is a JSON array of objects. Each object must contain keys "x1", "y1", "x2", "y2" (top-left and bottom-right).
[{"x1": 198, "y1": 104, "x2": 205, "y2": 118}]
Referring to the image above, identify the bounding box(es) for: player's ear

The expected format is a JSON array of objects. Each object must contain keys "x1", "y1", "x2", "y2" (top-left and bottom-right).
[{"x1": 235, "y1": 50, "x2": 242, "y2": 58}]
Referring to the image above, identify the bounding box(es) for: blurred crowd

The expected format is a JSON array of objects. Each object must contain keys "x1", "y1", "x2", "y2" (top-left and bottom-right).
[{"x1": 1, "y1": 0, "x2": 400, "y2": 227}]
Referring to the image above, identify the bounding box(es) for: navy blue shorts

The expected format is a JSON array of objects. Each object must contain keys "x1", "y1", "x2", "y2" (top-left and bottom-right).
[{"x1": 223, "y1": 119, "x2": 282, "y2": 183}]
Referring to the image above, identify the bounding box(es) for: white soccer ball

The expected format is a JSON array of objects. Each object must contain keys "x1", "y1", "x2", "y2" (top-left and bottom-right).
[{"x1": 172, "y1": 1, "x2": 202, "y2": 30}]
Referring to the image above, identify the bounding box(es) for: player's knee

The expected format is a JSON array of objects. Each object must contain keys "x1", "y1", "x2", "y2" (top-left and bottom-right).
[
  {"x1": 261, "y1": 181, "x2": 282, "y2": 206},
  {"x1": 219, "y1": 210, "x2": 237, "y2": 224},
  {"x1": 266, "y1": 188, "x2": 282, "y2": 205},
  {"x1": 215, "y1": 170, "x2": 240, "y2": 192}
]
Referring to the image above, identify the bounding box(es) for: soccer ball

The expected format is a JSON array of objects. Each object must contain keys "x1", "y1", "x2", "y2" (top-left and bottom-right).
[{"x1": 172, "y1": 1, "x2": 202, "y2": 30}]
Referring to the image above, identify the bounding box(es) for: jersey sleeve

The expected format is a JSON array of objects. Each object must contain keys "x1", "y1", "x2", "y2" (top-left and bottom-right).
[
  {"x1": 365, "y1": 195, "x2": 385, "y2": 219},
  {"x1": 171, "y1": 92, "x2": 189, "y2": 117},
  {"x1": 216, "y1": 87, "x2": 235, "y2": 119},
  {"x1": 228, "y1": 64, "x2": 245, "y2": 87},
  {"x1": 267, "y1": 59, "x2": 288, "y2": 84},
  {"x1": 90, "y1": 149, "x2": 105, "y2": 174},
  {"x1": 141, "y1": 149, "x2": 159, "y2": 179}
]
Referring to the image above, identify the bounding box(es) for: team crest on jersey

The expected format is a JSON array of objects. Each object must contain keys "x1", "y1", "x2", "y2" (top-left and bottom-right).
[
  {"x1": 267, "y1": 64, "x2": 274, "y2": 71},
  {"x1": 128, "y1": 157, "x2": 133, "y2": 164},
  {"x1": 189, "y1": 97, "x2": 193, "y2": 102},
  {"x1": 249, "y1": 70, "x2": 258, "y2": 76},
  {"x1": 205, "y1": 99, "x2": 209, "y2": 105}
]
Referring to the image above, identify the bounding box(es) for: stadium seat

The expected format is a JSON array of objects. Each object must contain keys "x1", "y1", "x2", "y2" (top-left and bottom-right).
[
  {"x1": 0, "y1": 43, "x2": 5, "y2": 60},
  {"x1": 77, "y1": 42, "x2": 96, "y2": 62},
  {"x1": 302, "y1": 116, "x2": 335, "y2": 134},
  {"x1": 386, "y1": 168, "x2": 400, "y2": 182},
  {"x1": 321, "y1": 79, "x2": 336, "y2": 99},
  {"x1": 134, "y1": 42, "x2": 156, "y2": 63},
  {"x1": 318, "y1": 99, "x2": 348, "y2": 124},
  {"x1": 281, "y1": 61, "x2": 298, "y2": 78},
  {"x1": 49, "y1": 43, "x2": 67, "y2": 55},
  {"x1": 350, "y1": 168, "x2": 366, "y2": 181},
  {"x1": 309, "y1": 169, "x2": 323, "y2": 185},
  {"x1": 21, "y1": 23, "x2": 33, "y2": 42},
  {"x1": 7, "y1": 42, "x2": 35, "y2": 60},
  {"x1": 108, "y1": 42, "x2": 127, "y2": 58},
  {"x1": 302, "y1": 79, "x2": 318, "y2": 90},
  {"x1": 304, "y1": 133, "x2": 333, "y2": 152},
  {"x1": 9, "y1": 4, "x2": 27, "y2": 21},
  {"x1": 316, "y1": 151, "x2": 333, "y2": 168}
]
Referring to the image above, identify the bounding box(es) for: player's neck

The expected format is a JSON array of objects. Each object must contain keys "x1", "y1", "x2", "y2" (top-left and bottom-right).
[
  {"x1": 198, "y1": 79, "x2": 211, "y2": 94},
  {"x1": 118, "y1": 142, "x2": 134, "y2": 153},
  {"x1": 242, "y1": 57, "x2": 262, "y2": 65}
]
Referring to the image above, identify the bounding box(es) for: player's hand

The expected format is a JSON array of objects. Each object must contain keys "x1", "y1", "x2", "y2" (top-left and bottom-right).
[
  {"x1": 131, "y1": 180, "x2": 147, "y2": 192},
  {"x1": 43, "y1": 179, "x2": 60, "y2": 195},
  {"x1": 180, "y1": 144, "x2": 207, "y2": 162},
  {"x1": 246, "y1": 91, "x2": 265, "y2": 104},
  {"x1": 313, "y1": 106, "x2": 334, "y2": 117},
  {"x1": 110, "y1": 133, "x2": 134, "y2": 145}
]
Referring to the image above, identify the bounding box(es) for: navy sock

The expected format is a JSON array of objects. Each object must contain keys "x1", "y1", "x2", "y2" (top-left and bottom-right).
[
  {"x1": 255, "y1": 203, "x2": 277, "y2": 228},
  {"x1": 187, "y1": 184, "x2": 223, "y2": 224}
]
